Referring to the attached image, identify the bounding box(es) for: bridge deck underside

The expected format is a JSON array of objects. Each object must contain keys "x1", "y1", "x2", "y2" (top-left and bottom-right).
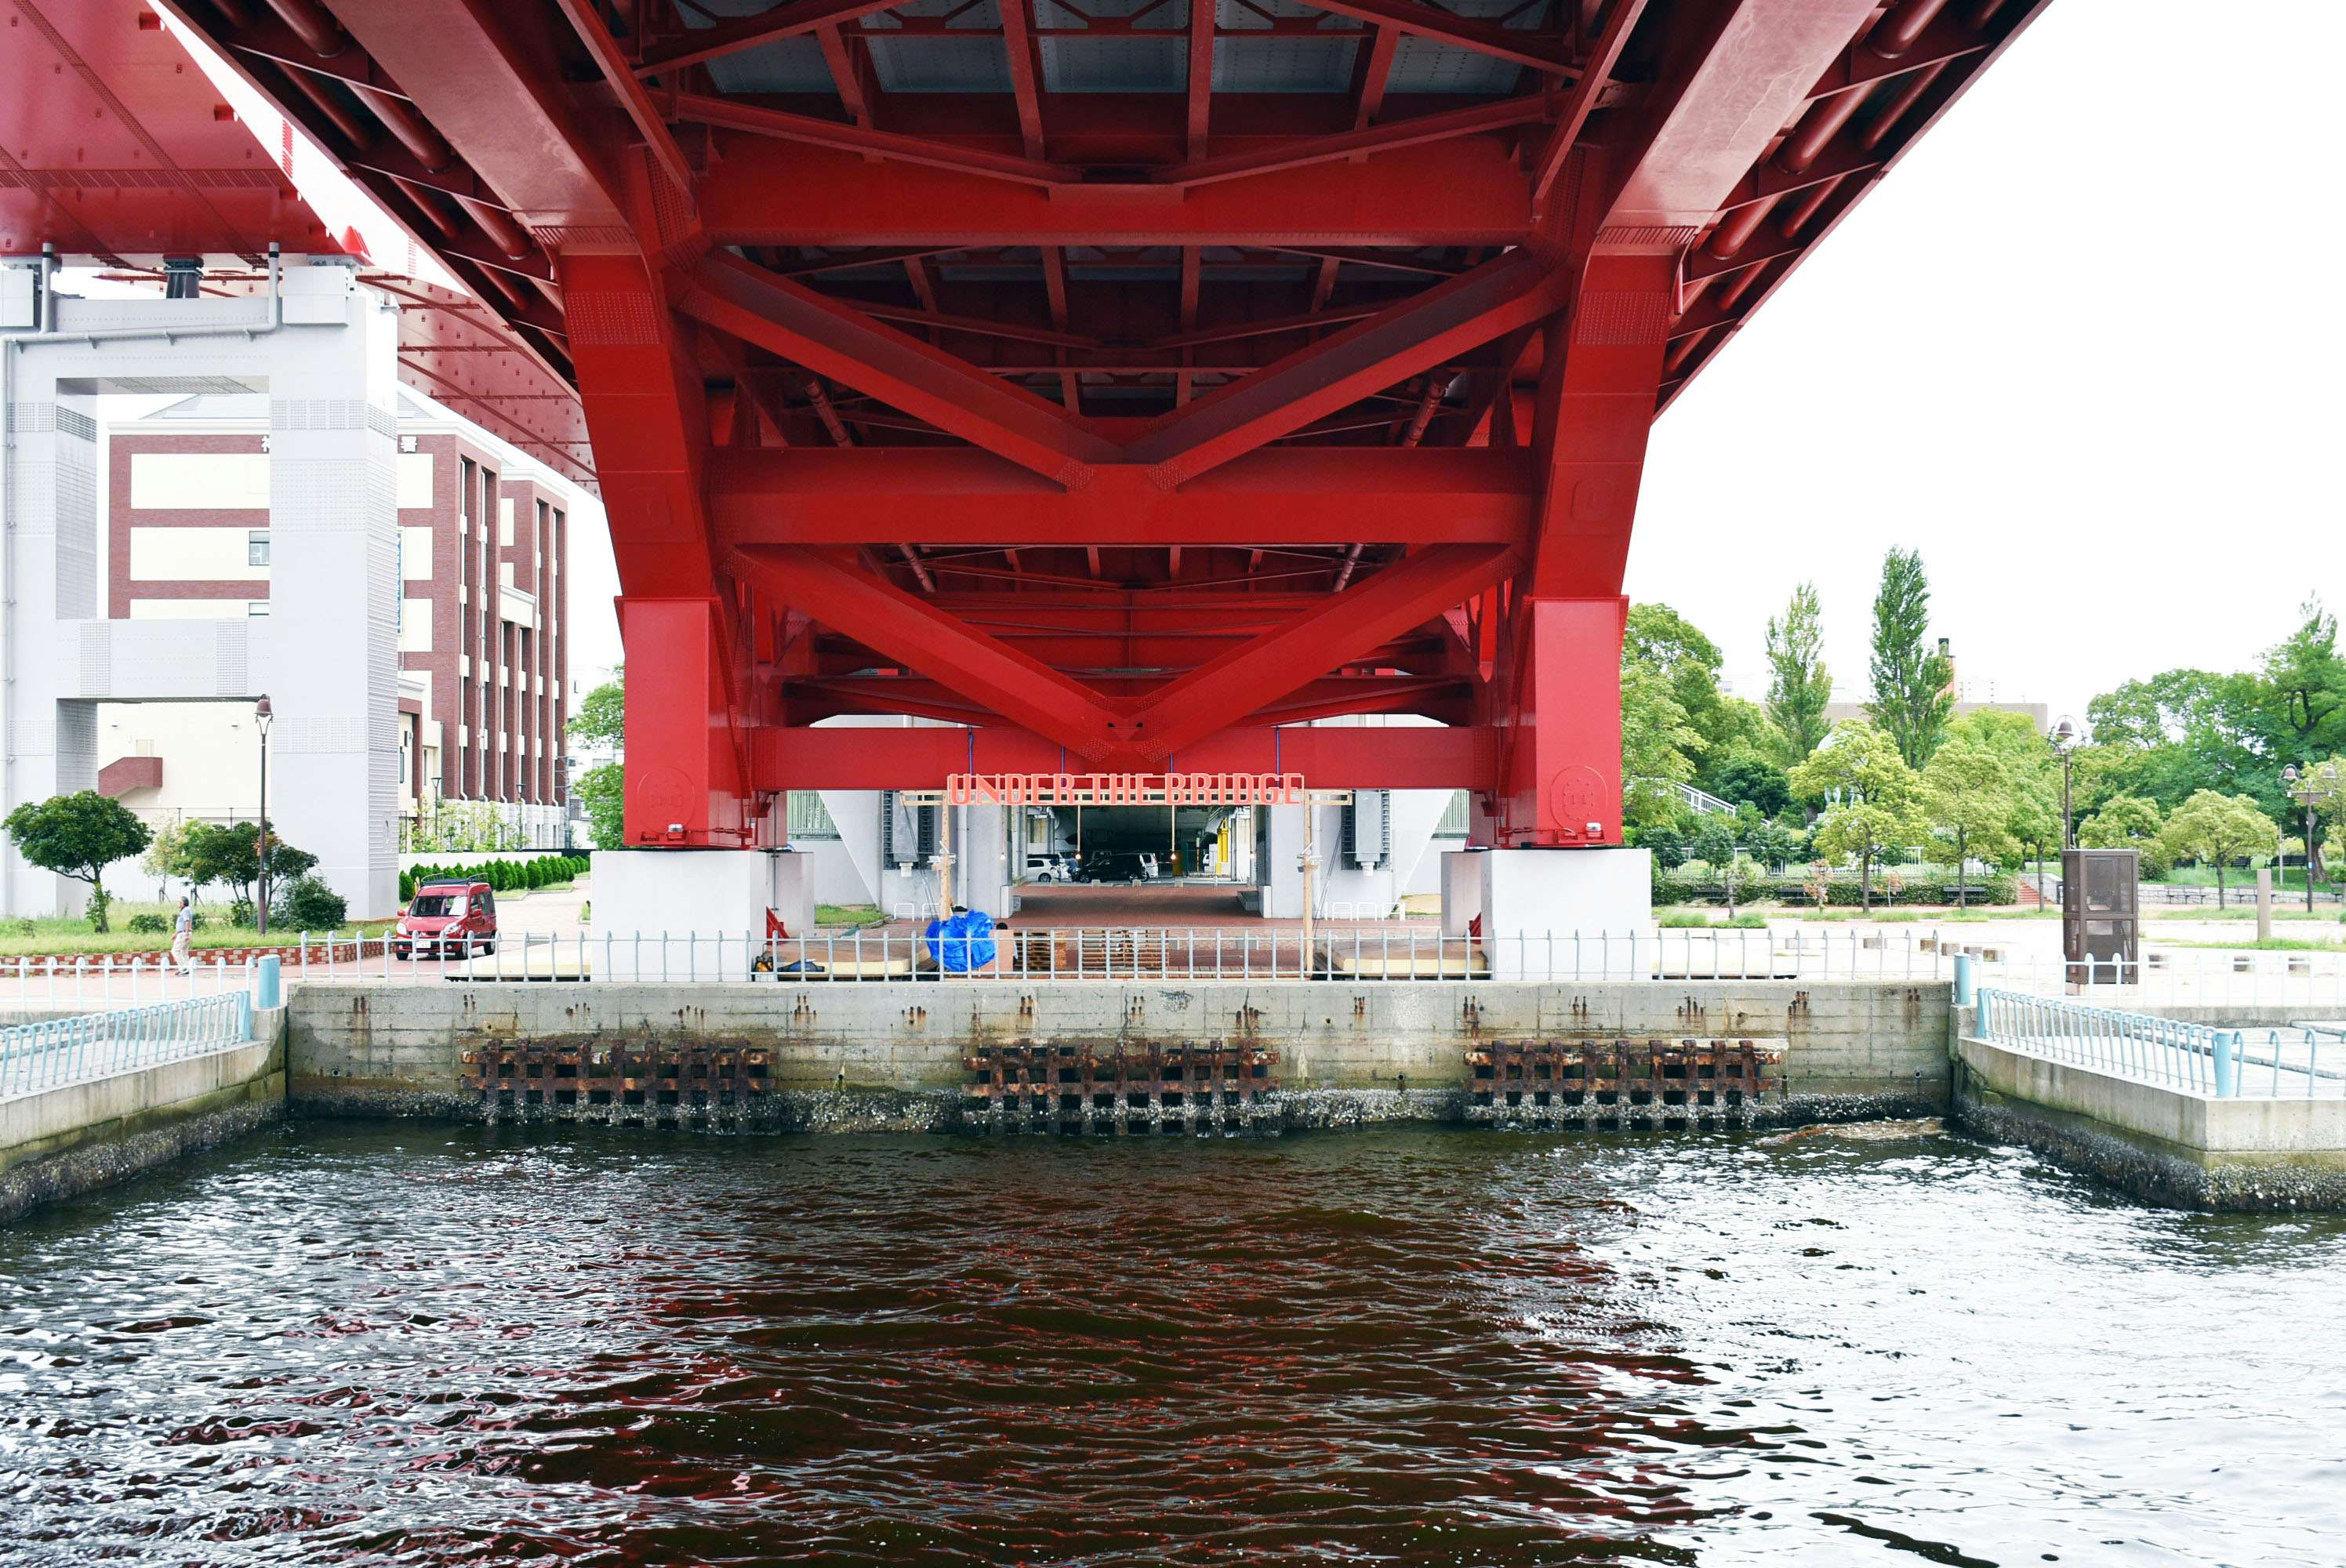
[{"x1": 24, "y1": 0, "x2": 2047, "y2": 844}]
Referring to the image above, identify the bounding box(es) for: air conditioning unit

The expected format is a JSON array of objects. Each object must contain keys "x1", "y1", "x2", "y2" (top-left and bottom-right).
[{"x1": 1340, "y1": 789, "x2": 1390, "y2": 869}]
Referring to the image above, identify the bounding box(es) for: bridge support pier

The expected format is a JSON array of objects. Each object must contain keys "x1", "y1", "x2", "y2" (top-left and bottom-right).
[
  {"x1": 1470, "y1": 848, "x2": 1653, "y2": 981},
  {"x1": 588, "y1": 848, "x2": 813, "y2": 978}
]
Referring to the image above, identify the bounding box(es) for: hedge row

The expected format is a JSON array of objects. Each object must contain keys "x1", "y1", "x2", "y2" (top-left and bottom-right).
[
  {"x1": 1654, "y1": 873, "x2": 2021, "y2": 907},
  {"x1": 401, "y1": 855, "x2": 588, "y2": 902}
]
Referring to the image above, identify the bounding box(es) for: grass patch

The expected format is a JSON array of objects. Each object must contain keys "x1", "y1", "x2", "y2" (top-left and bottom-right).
[
  {"x1": 0, "y1": 901, "x2": 394, "y2": 956},
  {"x1": 2163, "y1": 936, "x2": 2345, "y2": 953},
  {"x1": 816, "y1": 903, "x2": 888, "y2": 930},
  {"x1": 1658, "y1": 910, "x2": 1768, "y2": 928}
]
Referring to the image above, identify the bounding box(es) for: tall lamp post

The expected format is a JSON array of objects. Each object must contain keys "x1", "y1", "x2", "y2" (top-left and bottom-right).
[
  {"x1": 2050, "y1": 716, "x2": 2078, "y2": 850},
  {"x1": 2284, "y1": 760, "x2": 2343, "y2": 916},
  {"x1": 255, "y1": 695, "x2": 274, "y2": 936}
]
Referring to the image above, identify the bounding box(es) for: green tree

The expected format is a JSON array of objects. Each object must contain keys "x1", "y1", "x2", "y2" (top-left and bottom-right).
[
  {"x1": 180, "y1": 822, "x2": 315, "y2": 918},
  {"x1": 569, "y1": 666, "x2": 624, "y2": 748},
  {"x1": 1620, "y1": 655, "x2": 1702, "y2": 833},
  {"x1": 1919, "y1": 737, "x2": 2017, "y2": 905},
  {"x1": 1944, "y1": 710, "x2": 2061, "y2": 889},
  {"x1": 1865, "y1": 547, "x2": 1953, "y2": 769},
  {"x1": 140, "y1": 815, "x2": 191, "y2": 900},
  {"x1": 2079, "y1": 793, "x2": 2168, "y2": 877},
  {"x1": 1691, "y1": 815, "x2": 1767, "y2": 917},
  {"x1": 576, "y1": 762, "x2": 625, "y2": 851},
  {"x1": 2258, "y1": 601, "x2": 2346, "y2": 762},
  {"x1": 2157, "y1": 790, "x2": 2274, "y2": 909},
  {"x1": 1711, "y1": 753, "x2": 1791, "y2": 817},
  {"x1": 1763, "y1": 580, "x2": 1832, "y2": 764},
  {"x1": 1789, "y1": 720, "x2": 1924, "y2": 910},
  {"x1": 4, "y1": 790, "x2": 152, "y2": 931}
]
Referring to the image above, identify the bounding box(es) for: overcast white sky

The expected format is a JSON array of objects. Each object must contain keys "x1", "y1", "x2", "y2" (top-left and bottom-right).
[
  {"x1": 159, "y1": 1, "x2": 2346, "y2": 706},
  {"x1": 1634, "y1": 0, "x2": 2346, "y2": 720}
]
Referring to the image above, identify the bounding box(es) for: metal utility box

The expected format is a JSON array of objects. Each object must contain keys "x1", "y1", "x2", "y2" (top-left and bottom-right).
[{"x1": 2062, "y1": 848, "x2": 2140, "y2": 985}]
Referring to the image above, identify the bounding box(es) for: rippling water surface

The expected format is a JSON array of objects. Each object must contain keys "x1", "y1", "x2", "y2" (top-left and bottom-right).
[{"x1": 3, "y1": 1123, "x2": 2343, "y2": 1566}]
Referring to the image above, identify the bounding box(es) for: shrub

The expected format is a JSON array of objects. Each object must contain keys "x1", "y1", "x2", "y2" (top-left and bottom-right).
[
  {"x1": 126, "y1": 913, "x2": 169, "y2": 934},
  {"x1": 277, "y1": 877, "x2": 348, "y2": 931}
]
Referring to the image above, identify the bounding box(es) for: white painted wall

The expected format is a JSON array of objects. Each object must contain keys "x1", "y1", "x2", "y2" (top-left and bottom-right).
[
  {"x1": 128, "y1": 599, "x2": 257, "y2": 620},
  {"x1": 129, "y1": 452, "x2": 267, "y2": 509},
  {"x1": 129, "y1": 526, "x2": 268, "y2": 581}
]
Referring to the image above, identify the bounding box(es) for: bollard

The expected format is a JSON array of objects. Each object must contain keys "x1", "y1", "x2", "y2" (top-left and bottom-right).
[
  {"x1": 253, "y1": 953, "x2": 281, "y2": 1011},
  {"x1": 2212, "y1": 1029, "x2": 2239, "y2": 1098},
  {"x1": 1952, "y1": 953, "x2": 1976, "y2": 1007}
]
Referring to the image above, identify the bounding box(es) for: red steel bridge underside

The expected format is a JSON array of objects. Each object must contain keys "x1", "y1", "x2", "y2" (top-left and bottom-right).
[{"x1": 7, "y1": 0, "x2": 2046, "y2": 848}]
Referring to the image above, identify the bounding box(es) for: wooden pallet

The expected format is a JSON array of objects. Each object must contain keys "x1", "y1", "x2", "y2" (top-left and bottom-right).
[
  {"x1": 1465, "y1": 1038, "x2": 1782, "y2": 1129},
  {"x1": 461, "y1": 1040, "x2": 775, "y2": 1122},
  {"x1": 963, "y1": 1040, "x2": 1278, "y2": 1134}
]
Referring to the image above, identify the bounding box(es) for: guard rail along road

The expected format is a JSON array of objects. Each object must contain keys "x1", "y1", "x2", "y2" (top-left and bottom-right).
[{"x1": 2, "y1": 929, "x2": 2338, "y2": 1008}]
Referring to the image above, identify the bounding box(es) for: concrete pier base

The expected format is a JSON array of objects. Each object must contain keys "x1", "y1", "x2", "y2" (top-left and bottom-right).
[
  {"x1": 589, "y1": 849, "x2": 815, "y2": 977},
  {"x1": 1466, "y1": 848, "x2": 1653, "y2": 979}
]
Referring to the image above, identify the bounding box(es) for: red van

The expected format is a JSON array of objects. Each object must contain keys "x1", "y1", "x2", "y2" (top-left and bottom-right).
[{"x1": 393, "y1": 877, "x2": 498, "y2": 959}]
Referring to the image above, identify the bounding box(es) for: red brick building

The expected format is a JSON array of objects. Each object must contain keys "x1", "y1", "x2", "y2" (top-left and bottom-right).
[{"x1": 103, "y1": 390, "x2": 574, "y2": 844}]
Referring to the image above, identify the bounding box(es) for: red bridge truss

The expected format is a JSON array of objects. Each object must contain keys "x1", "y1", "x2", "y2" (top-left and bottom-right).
[{"x1": 8, "y1": 0, "x2": 2048, "y2": 848}]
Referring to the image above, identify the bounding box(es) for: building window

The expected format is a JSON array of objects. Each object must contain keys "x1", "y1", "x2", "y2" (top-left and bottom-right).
[
  {"x1": 247, "y1": 601, "x2": 271, "y2": 618},
  {"x1": 247, "y1": 530, "x2": 270, "y2": 567},
  {"x1": 787, "y1": 792, "x2": 841, "y2": 840}
]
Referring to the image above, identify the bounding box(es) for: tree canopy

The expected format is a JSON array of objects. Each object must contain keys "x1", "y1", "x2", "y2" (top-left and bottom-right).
[
  {"x1": 1866, "y1": 547, "x2": 1954, "y2": 769},
  {"x1": 4, "y1": 791, "x2": 152, "y2": 931},
  {"x1": 1764, "y1": 580, "x2": 1832, "y2": 765},
  {"x1": 1919, "y1": 736, "x2": 2019, "y2": 898},
  {"x1": 2157, "y1": 790, "x2": 2274, "y2": 908},
  {"x1": 1789, "y1": 720, "x2": 1924, "y2": 909}
]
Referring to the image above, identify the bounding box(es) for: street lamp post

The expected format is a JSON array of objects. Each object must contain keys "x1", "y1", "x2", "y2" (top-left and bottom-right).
[
  {"x1": 255, "y1": 695, "x2": 274, "y2": 937},
  {"x1": 2284, "y1": 760, "x2": 2343, "y2": 916},
  {"x1": 2050, "y1": 716, "x2": 2078, "y2": 851}
]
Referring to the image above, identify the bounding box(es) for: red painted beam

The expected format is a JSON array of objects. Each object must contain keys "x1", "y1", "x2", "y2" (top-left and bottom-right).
[
  {"x1": 670, "y1": 93, "x2": 1073, "y2": 187},
  {"x1": 674, "y1": 252, "x2": 1121, "y2": 486},
  {"x1": 1124, "y1": 249, "x2": 1571, "y2": 485},
  {"x1": 730, "y1": 546, "x2": 1139, "y2": 763},
  {"x1": 1155, "y1": 95, "x2": 1552, "y2": 190},
  {"x1": 1121, "y1": 543, "x2": 1521, "y2": 757},
  {"x1": 1287, "y1": 0, "x2": 1575, "y2": 76},
  {"x1": 706, "y1": 447, "x2": 1538, "y2": 545},
  {"x1": 695, "y1": 136, "x2": 1532, "y2": 248},
  {"x1": 634, "y1": 0, "x2": 913, "y2": 75}
]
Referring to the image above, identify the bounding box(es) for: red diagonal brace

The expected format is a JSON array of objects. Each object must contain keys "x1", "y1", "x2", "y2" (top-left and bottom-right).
[
  {"x1": 1122, "y1": 250, "x2": 1571, "y2": 485},
  {"x1": 674, "y1": 252, "x2": 1120, "y2": 487},
  {"x1": 730, "y1": 546, "x2": 1138, "y2": 763},
  {"x1": 1118, "y1": 543, "x2": 1522, "y2": 758}
]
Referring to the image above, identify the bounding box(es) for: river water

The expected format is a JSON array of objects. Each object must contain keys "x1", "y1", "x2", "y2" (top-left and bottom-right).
[{"x1": 2, "y1": 1123, "x2": 2341, "y2": 1566}]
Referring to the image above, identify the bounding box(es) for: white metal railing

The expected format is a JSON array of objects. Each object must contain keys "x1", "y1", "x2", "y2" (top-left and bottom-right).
[
  {"x1": 9, "y1": 927, "x2": 2337, "y2": 1001},
  {"x1": 0, "y1": 990, "x2": 254, "y2": 1098},
  {"x1": 0, "y1": 956, "x2": 256, "y2": 1008},
  {"x1": 1974, "y1": 988, "x2": 2346, "y2": 1098}
]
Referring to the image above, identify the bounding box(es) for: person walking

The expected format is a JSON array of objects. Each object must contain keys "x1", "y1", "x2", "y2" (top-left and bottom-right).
[{"x1": 171, "y1": 896, "x2": 194, "y2": 975}]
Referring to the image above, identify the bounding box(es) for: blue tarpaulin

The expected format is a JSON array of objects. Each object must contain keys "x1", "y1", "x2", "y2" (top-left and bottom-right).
[{"x1": 924, "y1": 909, "x2": 997, "y2": 972}]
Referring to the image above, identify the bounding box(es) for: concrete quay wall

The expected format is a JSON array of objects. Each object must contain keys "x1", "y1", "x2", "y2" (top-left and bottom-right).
[
  {"x1": 0, "y1": 1008, "x2": 288, "y2": 1223},
  {"x1": 1952, "y1": 1030, "x2": 2346, "y2": 1210},
  {"x1": 285, "y1": 978, "x2": 1952, "y2": 1131}
]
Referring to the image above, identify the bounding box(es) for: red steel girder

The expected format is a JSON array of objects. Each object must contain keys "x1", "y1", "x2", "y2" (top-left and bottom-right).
[
  {"x1": 706, "y1": 447, "x2": 1538, "y2": 546},
  {"x1": 674, "y1": 251, "x2": 1121, "y2": 485},
  {"x1": 731, "y1": 546, "x2": 1142, "y2": 764},
  {"x1": 1124, "y1": 249, "x2": 1571, "y2": 485},
  {"x1": 1114, "y1": 543, "x2": 1520, "y2": 760},
  {"x1": 695, "y1": 137, "x2": 1532, "y2": 249}
]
